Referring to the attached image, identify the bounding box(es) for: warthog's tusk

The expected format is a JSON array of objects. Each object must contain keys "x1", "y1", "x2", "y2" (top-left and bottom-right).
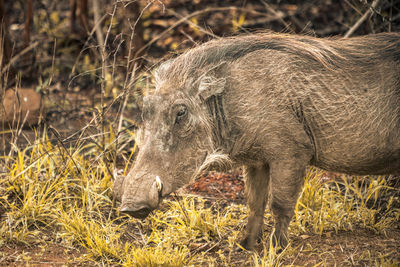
[{"x1": 155, "y1": 176, "x2": 163, "y2": 193}]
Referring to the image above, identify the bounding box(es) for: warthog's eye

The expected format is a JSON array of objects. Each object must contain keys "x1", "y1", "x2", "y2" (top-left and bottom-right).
[{"x1": 175, "y1": 105, "x2": 188, "y2": 124}]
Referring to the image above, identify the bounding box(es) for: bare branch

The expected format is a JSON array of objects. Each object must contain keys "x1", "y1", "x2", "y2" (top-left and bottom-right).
[{"x1": 344, "y1": 0, "x2": 381, "y2": 38}]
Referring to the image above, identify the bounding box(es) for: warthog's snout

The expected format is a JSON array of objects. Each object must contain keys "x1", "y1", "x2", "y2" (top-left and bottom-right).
[
  {"x1": 120, "y1": 204, "x2": 152, "y2": 219},
  {"x1": 119, "y1": 176, "x2": 163, "y2": 219}
]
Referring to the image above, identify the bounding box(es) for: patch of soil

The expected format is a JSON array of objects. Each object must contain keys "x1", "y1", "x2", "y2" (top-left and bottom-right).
[
  {"x1": 286, "y1": 228, "x2": 400, "y2": 266},
  {"x1": 182, "y1": 170, "x2": 245, "y2": 202},
  {"x1": 0, "y1": 243, "x2": 87, "y2": 266},
  {"x1": 204, "y1": 228, "x2": 400, "y2": 266}
]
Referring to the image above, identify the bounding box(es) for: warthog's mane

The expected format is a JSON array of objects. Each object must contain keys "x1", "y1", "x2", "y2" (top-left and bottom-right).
[{"x1": 156, "y1": 32, "x2": 400, "y2": 88}]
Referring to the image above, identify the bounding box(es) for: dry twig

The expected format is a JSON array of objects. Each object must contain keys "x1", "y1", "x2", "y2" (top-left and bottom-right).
[{"x1": 344, "y1": 0, "x2": 381, "y2": 37}]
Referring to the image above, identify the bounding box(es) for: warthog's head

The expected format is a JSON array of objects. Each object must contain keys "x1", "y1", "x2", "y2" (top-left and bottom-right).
[{"x1": 114, "y1": 59, "x2": 231, "y2": 219}]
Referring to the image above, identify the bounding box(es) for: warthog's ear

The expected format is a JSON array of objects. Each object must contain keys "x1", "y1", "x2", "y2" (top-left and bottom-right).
[
  {"x1": 197, "y1": 75, "x2": 226, "y2": 101},
  {"x1": 154, "y1": 59, "x2": 175, "y2": 87}
]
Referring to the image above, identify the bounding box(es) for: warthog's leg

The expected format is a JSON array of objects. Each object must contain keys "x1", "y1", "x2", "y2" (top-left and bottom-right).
[
  {"x1": 270, "y1": 159, "x2": 307, "y2": 248},
  {"x1": 240, "y1": 164, "x2": 270, "y2": 250}
]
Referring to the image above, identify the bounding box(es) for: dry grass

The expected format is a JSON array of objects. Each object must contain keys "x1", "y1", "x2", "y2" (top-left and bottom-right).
[{"x1": 0, "y1": 128, "x2": 399, "y2": 266}]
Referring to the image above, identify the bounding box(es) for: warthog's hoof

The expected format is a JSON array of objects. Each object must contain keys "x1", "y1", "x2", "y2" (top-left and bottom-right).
[
  {"x1": 236, "y1": 238, "x2": 254, "y2": 251},
  {"x1": 271, "y1": 233, "x2": 288, "y2": 253},
  {"x1": 236, "y1": 234, "x2": 262, "y2": 251},
  {"x1": 236, "y1": 233, "x2": 288, "y2": 252}
]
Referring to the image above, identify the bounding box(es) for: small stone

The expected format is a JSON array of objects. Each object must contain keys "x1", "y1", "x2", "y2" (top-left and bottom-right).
[{"x1": 1, "y1": 88, "x2": 43, "y2": 126}]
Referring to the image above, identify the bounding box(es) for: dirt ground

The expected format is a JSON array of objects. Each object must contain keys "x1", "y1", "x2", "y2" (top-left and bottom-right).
[
  {"x1": 0, "y1": 244, "x2": 85, "y2": 266},
  {"x1": 2, "y1": 228, "x2": 399, "y2": 266},
  {"x1": 3, "y1": 228, "x2": 399, "y2": 266}
]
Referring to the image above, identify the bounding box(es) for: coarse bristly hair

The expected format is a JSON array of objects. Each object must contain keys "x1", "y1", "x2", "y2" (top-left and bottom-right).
[{"x1": 154, "y1": 32, "x2": 400, "y2": 93}]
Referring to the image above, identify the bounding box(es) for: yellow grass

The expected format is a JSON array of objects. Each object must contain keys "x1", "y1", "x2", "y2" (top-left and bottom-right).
[{"x1": 0, "y1": 129, "x2": 399, "y2": 266}]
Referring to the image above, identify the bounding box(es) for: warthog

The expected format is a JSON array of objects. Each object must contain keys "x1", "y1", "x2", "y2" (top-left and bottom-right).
[{"x1": 114, "y1": 32, "x2": 400, "y2": 250}]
